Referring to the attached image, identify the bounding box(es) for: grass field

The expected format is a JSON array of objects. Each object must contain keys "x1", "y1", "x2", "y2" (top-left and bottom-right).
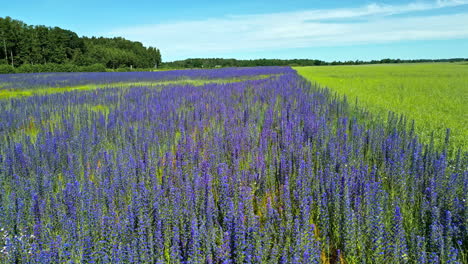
[{"x1": 295, "y1": 63, "x2": 468, "y2": 150}]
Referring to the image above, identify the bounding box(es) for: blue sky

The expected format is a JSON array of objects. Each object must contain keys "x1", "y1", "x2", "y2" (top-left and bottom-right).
[{"x1": 2, "y1": 0, "x2": 468, "y2": 61}]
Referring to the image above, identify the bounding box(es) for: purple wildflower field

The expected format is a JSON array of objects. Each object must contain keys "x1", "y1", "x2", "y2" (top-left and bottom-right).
[{"x1": 0, "y1": 67, "x2": 466, "y2": 263}]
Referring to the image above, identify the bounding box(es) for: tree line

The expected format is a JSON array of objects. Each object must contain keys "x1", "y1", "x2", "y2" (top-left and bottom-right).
[
  {"x1": 161, "y1": 58, "x2": 328, "y2": 68},
  {"x1": 0, "y1": 16, "x2": 161, "y2": 73},
  {"x1": 162, "y1": 57, "x2": 468, "y2": 69}
]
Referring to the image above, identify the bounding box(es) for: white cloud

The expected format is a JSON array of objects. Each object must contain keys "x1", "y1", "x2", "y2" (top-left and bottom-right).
[{"x1": 111, "y1": 0, "x2": 468, "y2": 60}]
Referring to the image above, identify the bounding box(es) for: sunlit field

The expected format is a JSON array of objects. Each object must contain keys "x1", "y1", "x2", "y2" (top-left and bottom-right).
[
  {"x1": 295, "y1": 63, "x2": 468, "y2": 151},
  {"x1": 0, "y1": 67, "x2": 466, "y2": 263}
]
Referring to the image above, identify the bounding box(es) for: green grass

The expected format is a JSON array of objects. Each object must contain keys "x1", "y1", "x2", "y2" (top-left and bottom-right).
[
  {"x1": 295, "y1": 63, "x2": 468, "y2": 150},
  {"x1": 89, "y1": 104, "x2": 111, "y2": 115}
]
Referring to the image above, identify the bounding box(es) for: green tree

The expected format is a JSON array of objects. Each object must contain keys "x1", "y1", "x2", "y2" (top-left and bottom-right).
[{"x1": 0, "y1": 16, "x2": 163, "y2": 72}]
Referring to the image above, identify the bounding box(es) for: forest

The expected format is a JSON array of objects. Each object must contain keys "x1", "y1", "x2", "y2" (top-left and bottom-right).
[{"x1": 0, "y1": 16, "x2": 161, "y2": 72}]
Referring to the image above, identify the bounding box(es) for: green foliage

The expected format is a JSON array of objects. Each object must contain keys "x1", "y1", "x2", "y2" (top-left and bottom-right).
[
  {"x1": 115, "y1": 66, "x2": 132, "y2": 72},
  {"x1": 295, "y1": 63, "x2": 468, "y2": 150},
  {"x1": 78, "y1": 63, "x2": 107, "y2": 72},
  {"x1": 80, "y1": 37, "x2": 160, "y2": 68},
  {"x1": 16, "y1": 64, "x2": 38, "y2": 73},
  {"x1": 0, "y1": 16, "x2": 161, "y2": 72},
  {"x1": 0, "y1": 64, "x2": 15, "y2": 74},
  {"x1": 13, "y1": 63, "x2": 106, "y2": 73}
]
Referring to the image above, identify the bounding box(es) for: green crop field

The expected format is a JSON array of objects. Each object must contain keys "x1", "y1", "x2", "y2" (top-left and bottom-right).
[{"x1": 295, "y1": 63, "x2": 468, "y2": 151}]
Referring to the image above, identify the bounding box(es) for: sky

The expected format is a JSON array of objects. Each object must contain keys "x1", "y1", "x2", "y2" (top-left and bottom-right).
[{"x1": 2, "y1": 0, "x2": 468, "y2": 61}]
